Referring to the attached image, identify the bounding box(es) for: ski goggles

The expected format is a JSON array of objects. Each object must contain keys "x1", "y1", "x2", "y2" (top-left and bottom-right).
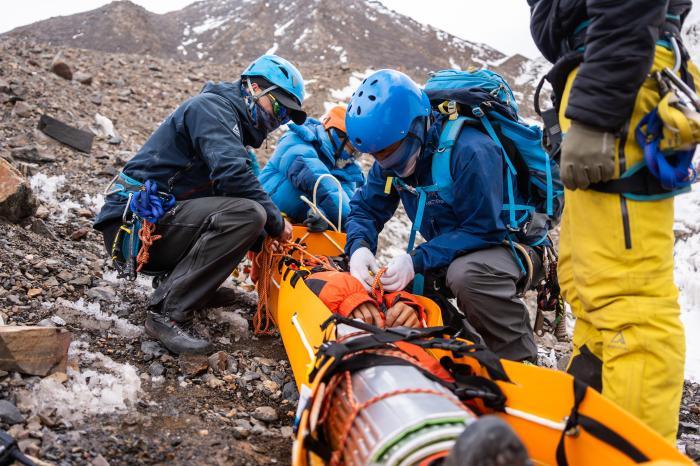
[
  {"x1": 267, "y1": 92, "x2": 290, "y2": 125},
  {"x1": 373, "y1": 118, "x2": 427, "y2": 177},
  {"x1": 329, "y1": 129, "x2": 362, "y2": 160}
]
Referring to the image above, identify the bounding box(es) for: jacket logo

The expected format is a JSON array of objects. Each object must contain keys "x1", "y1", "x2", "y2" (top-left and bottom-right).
[
  {"x1": 608, "y1": 331, "x2": 627, "y2": 349},
  {"x1": 232, "y1": 124, "x2": 240, "y2": 138}
]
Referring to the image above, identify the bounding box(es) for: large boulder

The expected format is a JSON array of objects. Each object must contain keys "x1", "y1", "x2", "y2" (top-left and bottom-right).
[
  {"x1": 0, "y1": 158, "x2": 37, "y2": 222},
  {"x1": 50, "y1": 52, "x2": 73, "y2": 81}
]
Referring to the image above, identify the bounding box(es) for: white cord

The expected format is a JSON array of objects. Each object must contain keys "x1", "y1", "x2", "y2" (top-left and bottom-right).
[{"x1": 299, "y1": 174, "x2": 345, "y2": 232}]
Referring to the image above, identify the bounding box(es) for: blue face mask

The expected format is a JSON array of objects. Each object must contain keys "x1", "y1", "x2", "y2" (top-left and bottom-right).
[
  {"x1": 374, "y1": 117, "x2": 428, "y2": 177},
  {"x1": 255, "y1": 102, "x2": 281, "y2": 133}
]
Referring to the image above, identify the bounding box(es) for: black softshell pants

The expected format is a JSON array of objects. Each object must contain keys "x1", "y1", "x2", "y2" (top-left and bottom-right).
[{"x1": 102, "y1": 197, "x2": 266, "y2": 322}]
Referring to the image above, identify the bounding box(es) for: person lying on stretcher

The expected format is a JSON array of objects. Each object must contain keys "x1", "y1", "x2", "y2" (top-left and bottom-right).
[{"x1": 305, "y1": 271, "x2": 425, "y2": 328}]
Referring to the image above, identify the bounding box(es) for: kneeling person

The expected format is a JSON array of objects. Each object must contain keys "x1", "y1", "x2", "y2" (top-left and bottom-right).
[
  {"x1": 259, "y1": 105, "x2": 364, "y2": 230},
  {"x1": 94, "y1": 55, "x2": 307, "y2": 355}
]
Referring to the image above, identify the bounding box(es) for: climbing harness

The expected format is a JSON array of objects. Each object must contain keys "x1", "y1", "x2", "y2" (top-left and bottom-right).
[{"x1": 104, "y1": 173, "x2": 175, "y2": 280}]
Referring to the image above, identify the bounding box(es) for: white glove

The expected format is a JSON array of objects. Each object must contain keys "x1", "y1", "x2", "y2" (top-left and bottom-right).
[
  {"x1": 381, "y1": 253, "x2": 415, "y2": 292},
  {"x1": 349, "y1": 247, "x2": 379, "y2": 291}
]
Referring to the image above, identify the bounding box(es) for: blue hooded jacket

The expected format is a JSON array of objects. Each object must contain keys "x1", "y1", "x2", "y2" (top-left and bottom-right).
[
  {"x1": 94, "y1": 81, "x2": 284, "y2": 236},
  {"x1": 259, "y1": 118, "x2": 364, "y2": 229},
  {"x1": 345, "y1": 117, "x2": 523, "y2": 274}
]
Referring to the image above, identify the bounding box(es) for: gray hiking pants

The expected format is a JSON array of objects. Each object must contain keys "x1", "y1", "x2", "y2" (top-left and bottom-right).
[
  {"x1": 445, "y1": 245, "x2": 540, "y2": 362},
  {"x1": 103, "y1": 197, "x2": 266, "y2": 322}
]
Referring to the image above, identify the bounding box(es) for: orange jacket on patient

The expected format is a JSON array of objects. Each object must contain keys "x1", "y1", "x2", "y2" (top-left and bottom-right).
[{"x1": 305, "y1": 271, "x2": 425, "y2": 321}]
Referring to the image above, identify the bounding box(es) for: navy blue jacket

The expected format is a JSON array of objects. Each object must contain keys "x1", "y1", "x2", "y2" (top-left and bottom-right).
[
  {"x1": 345, "y1": 119, "x2": 517, "y2": 274},
  {"x1": 259, "y1": 118, "x2": 364, "y2": 228},
  {"x1": 94, "y1": 81, "x2": 284, "y2": 236}
]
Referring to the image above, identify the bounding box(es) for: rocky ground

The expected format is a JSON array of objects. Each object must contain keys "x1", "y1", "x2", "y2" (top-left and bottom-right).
[{"x1": 0, "y1": 37, "x2": 698, "y2": 465}]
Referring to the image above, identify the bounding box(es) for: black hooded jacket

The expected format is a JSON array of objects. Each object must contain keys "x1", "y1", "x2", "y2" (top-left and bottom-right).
[{"x1": 528, "y1": 0, "x2": 693, "y2": 132}]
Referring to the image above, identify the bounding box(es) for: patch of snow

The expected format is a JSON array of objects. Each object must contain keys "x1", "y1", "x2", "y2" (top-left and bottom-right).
[
  {"x1": 514, "y1": 56, "x2": 549, "y2": 87},
  {"x1": 449, "y1": 57, "x2": 460, "y2": 70},
  {"x1": 72, "y1": 32, "x2": 84, "y2": 40},
  {"x1": 181, "y1": 37, "x2": 197, "y2": 47},
  {"x1": 329, "y1": 44, "x2": 348, "y2": 64},
  {"x1": 29, "y1": 341, "x2": 140, "y2": 422},
  {"x1": 293, "y1": 27, "x2": 311, "y2": 49},
  {"x1": 266, "y1": 42, "x2": 279, "y2": 55},
  {"x1": 56, "y1": 298, "x2": 143, "y2": 338},
  {"x1": 328, "y1": 68, "x2": 375, "y2": 105},
  {"x1": 30, "y1": 173, "x2": 65, "y2": 204},
  {"x1": 675, "y1": 180, "x2": 700, "y2": 381},
  {"x1": 274, "y1": 18, "x2": 294, "y2": 37},
  {"x1": 82, "y1": 193, "x2": 104, "y2": 213},
  {"x1": 192, "y1": 16, "x2": 230, "y2": 35}
]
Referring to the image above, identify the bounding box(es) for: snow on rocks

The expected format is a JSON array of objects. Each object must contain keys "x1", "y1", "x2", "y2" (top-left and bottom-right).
[{"x1": 27, "y1": 341, "x2": 141, "y2": 422}]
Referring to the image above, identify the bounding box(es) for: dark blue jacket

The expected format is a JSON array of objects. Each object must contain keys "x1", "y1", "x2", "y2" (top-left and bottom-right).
[
  {"x1": 345, "y1": 119, "x2": 518, "y2": 274},
  {"x1": 259, "y1": 118, "x2": 364, "y2": 228},
  {"x1": 94, "y1": 81, "x2": 284, "y2": 236}
]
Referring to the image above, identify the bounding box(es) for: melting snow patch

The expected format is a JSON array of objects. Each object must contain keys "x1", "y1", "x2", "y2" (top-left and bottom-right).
[
  {"x1": 29, "y1": 341, "x2": 140, "y2": 422},
  {"x1": 57, "y1": 298, "x2": 143, "y2": 338},
  {"x1": 192, "y1": 16, "x2": 230, "y2": 34},
  {"x1": 327, "y1": 69, "x2": 375, "y2": 109},
  {"x1": 266, "y1": 42, "x2": 279, "y2": 55},
  {"x1": 675, "y1": 182, "x2": 700, "y2": 381},
  {"x1": 274, "y1": 18, "x2": 294, "y2": 37},
  {"x1": 30, "y1": 173, "x2": 66, "y2": 204}
]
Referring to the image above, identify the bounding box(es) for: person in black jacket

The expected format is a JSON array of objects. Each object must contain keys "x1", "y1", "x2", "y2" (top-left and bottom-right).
[
  {"x1": 528, "y1": 0, "x2": 697, "y2": 443},
  {"x1": 94, "y1": 55, "x2": 307, "y2": 355}
]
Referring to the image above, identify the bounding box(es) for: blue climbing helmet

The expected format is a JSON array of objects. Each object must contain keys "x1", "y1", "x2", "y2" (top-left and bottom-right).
[
  {"x1": 346, "y1": 70, "x2": 431, "y2": 177},
  {"x1": 242, "y1": 55, "x2": 306, "y2": 124}
]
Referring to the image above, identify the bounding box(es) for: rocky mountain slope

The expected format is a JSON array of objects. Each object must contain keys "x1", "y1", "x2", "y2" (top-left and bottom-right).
[{"x1": 4, "y1": 0, "x2": 542, "y2": 117}]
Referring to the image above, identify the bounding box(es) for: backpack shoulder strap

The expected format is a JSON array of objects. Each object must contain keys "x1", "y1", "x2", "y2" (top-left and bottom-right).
[{"x1": 432, "y1": 116, "x2": 469, "y2": 205}]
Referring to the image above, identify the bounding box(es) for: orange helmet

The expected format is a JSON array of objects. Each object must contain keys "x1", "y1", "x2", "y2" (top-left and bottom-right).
[{"x1": 321, "y1": 105, "x2": 347, "y2": 133}]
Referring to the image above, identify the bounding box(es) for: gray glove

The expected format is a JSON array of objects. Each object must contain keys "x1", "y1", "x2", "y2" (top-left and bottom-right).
[{"x1": 560, "y1": 121, "x2": 616, "y2": 190}]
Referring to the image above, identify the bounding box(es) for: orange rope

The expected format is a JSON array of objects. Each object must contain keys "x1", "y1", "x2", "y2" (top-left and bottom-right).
[
  {"x1": 253, "y1": 237, "x2": 339, "y2": 335},
  {"x1": 371, "y1": 267, "x2": 387, "y2": 305},
  {"x1": 136, "y1": 219, "x2": 162, "y2": 272}
]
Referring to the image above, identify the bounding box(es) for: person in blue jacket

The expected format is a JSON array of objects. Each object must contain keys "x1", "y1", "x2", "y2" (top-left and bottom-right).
[
  {"x1": 345, "y1": 69, "x2": 542, "y2": 362},
  {"x1": 93, "y1": 55, "x2": 306, "y2": 355},
  {"x1": 259, "y1": 105, "x2": 364, "y2": 230}
]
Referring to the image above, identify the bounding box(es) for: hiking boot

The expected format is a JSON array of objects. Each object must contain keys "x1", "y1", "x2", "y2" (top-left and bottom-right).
[
  {"x1": 144, "y1": 312, "x2": 212, "y2": 355},
  {"x1": 443, "y1": 415, "x2": 531, "y2": 466}
]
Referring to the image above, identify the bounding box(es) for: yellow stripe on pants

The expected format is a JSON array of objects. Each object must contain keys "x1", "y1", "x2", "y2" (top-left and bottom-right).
[{"x1": 558, "y1": 46, "x2": 698, "y2": 444}]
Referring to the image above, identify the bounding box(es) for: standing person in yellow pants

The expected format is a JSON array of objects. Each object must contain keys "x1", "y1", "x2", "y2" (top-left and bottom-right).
[{"x1": 529, "y1": 0, "x2": 698, "y2": 443}]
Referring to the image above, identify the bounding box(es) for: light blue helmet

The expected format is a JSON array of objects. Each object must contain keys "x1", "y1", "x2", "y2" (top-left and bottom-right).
[
  {"x1": 242, "y1": 54, "x2": 305, "y2": 106},
  {"x1": 346, "y1": 69, "x2": 431, "y2": 154}
]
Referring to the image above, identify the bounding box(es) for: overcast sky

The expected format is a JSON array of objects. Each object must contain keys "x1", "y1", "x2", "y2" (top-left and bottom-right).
[{"x1": 0, "y1": 0, "x2": 541, "y2": 57}]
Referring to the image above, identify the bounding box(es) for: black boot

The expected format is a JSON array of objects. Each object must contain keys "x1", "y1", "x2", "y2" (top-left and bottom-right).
[
  {"x1": 144, "y1": 312, "x2": 212, "y2": 355},
  {"x1": 202, "y1": 286, "x2": 239, "y2": 309},
  {"x1": 443, "y1": 416, "x2": 531, "y2": 466}
]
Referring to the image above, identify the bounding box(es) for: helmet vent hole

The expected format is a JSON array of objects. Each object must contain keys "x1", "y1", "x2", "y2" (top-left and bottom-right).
[
  {"x1": 355, "y1": 137, "x2": 362, "y2": 145},
  {"x1": 371, "y1": 79, "x2": 378, "y2": 85},
  {"x1": 270, "y1": 59, "x2": 281, "y2": 65},
  {"x1": 347, "y1": 104, "x2": 352, "y2": 112},
  {"x1": 357, "y1": 106, "x2": 362, "y2": 115},
  {"x1": 368, "y1": 95, "x2": 376, "y2": 101},
  {"x1": 358, "y1": 91, "x2": 363, "y2": 97},
  {"x1": 278, "y1": 66, "x2": 289, "y2": 78},
  {"x1": 362, "y1": 78, "x2": 367, "y2": 84}
]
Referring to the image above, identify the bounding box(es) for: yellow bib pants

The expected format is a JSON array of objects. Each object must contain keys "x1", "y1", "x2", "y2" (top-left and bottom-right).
[{"x1": 559, "y1": 46, "x2": 698, "y2": 444}]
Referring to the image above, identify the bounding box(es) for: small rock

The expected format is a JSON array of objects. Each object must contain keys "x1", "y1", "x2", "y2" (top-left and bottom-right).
[
  {"x1": 0, "y1": 400, "x2": 25, "y2": 425},
  {"x1": 232, "y1": 426, "x2": 250, "y2": 439},
  {"x1": 203, "y1": 374, "x2": 224, "y2": 389},
  {"x1": 179, "y1": 354, "x2": 208, "y2": 377},
  {"x1": 10, "y1": 145, "x2": 55, "y2": 163},
  {"x1": 262, "y1": 379, "x2": 280, "y2": 395},
  {"x1": 26, "y1": 288, "x2": 43, "y2": 298},
  {"x1": 30, "y1": 218, "x2": 58, "y2": 241},
  {"x1": 12, "y1": 101, "x2": 34, "y2": 118},
  {"x1": 198, "y1": 429, "x2": 209, "y2": 436},
  {"x1": 0, "y1": 158, "x2": 38, "y2": 223},
  {"x1": 17, "y1": 438, "x2": 40, "y2": 456},
  {"x1": 69, "y1": 275, "x2": 91, "y2": 286},
  {"x1": 208, "y1": 351, "x2": 230, "y2": 374},
  {"x1": 74, "y1": 71, "x2": 93, "y2": 85},
  {"x1": 92, "y1": 454, "x2": 110, "y2": 466},
  {"x1": 89, "y1": 93, "x2": 102, "y2": 106},
  {"x1": 70, "y1": 226, "x2": 90, "y2": 241},
  {"x1": 252, "y1": 406, "x2": 278, "y2": 423},
  {"x1": 210, "y1": 309, "x2": 249, "y2": 341},
  {"x1": 148, "y1": 361, "x2": 165, "y2": 377},
  {"x1": 86, "y1": 286, "x2": 117, "y2": 302},
  {"x1": 282, "y1": 381, "x2": 299, "y2": 402},
  {"x1": 141, "y1": 340, "x2": 165, "y2": 357},
  {"x1": 50, "y1": 52, "x2": 73, "y2": 80},
  {"x1": 280, "y1": 426, "x2": 294, "y2": 438},
  {"x1": 45, "y1": 372, "x2": 68, "y2": 384},
  {"x1": 35, "y1": 205, "x2": 49, "y2": 219}
]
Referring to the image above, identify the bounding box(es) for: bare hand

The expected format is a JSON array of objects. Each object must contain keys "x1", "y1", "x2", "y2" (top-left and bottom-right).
[
  {"x1": 385, "y1": 302, "x2": 420, "y2": 328},
  {"x1": 276, "y1": 218, "x2": 293, "y2": 243},
  {"x1": 349, "y1": 303, "x2": 384, "y2": 328}
]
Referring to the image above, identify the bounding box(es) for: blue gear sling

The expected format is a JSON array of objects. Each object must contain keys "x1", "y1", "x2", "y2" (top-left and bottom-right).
[{"x1": 400, "y1": 69, "x2": 564, "y2": 294}]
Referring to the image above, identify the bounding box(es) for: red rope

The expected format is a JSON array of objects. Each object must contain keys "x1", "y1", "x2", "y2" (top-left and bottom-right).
[{"x1": 136, "y1": 219, "x2": 162, "y2": 272}]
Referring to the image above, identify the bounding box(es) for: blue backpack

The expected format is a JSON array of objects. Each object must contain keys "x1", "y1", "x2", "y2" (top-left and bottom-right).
[{"x1": 422, "y1": 69, "x2": 564, "y2": 247}]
